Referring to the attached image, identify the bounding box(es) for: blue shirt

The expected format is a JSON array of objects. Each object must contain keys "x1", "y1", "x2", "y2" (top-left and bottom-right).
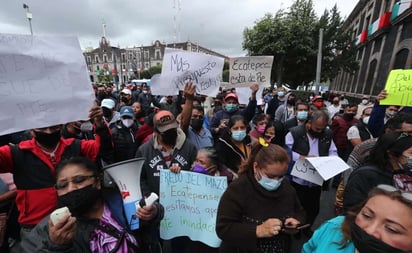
[
  {"x1": 187, "y1": 126, "x2": 213, "y2": 150},
  {"x1": 302, "y1": 216, "x2": 355, "y2": 253}
]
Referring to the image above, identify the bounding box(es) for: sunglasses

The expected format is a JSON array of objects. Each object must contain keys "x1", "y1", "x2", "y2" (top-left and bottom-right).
[
  {"x1": 55, "y1": 175, "x2": 97, "y2": 190},
  {"x1": 376, "y1": 184, "x2": 412, "y2": 202}
]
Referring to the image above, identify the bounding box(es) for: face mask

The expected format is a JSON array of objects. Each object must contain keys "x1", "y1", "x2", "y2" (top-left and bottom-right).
[
  {"x1": 362, "y1": 99, "x2": 369, "y2": 105},
  {"x1": 386, "y1": 110, "x2": 397, "y2": 118},
  {"x1": 362, "y1": 116, "x2": 370, "y2": 125},
  {"x1": 102, "y1": 108, "x2": 112, "y2": 119},
  {"x1": 225, "y1": 104, "x2": 238, "y2": 112},
  {"x1": 287, "y1": 99, "x2": 295, "y2": 106},
  {"x1": 277, "y1": 91, "x2": 284, "y2": 97},
  {"x1": 160, "y1": 129, "x2": 178, "y2": 146},
  {"x1": 231, "y1": 130, "x2": 246, "y2": 142},
  {"x1": 97, "y1": 92, "x2": 105, "y2": 100},
  {"x1": 192, "y1": 164, "x2": 208, "y2": 174},
  {"x1": 257, "y1": 125, "x2": 266, "y2": 134},
  {"x1": 264, "y1": 135, "x2": 274, "y2": 143},
  {"x1": 333, "y1": 100, "x2": 340, "y2": 105},
  {"x1": 34, "y1": 130, "x2": 61, "y2": 149},
  {"x1": 308, "y1": 128, "x2": 324, "y2": 139},
  {"x1": 121, "y1": 96, "x2": 129, "y2": 103},
  {"x1": 257, "y1": 171, "x2": 283, "y2": 191},
  {"x1": 142, "y1": 90, "x2": 148, "y2": 94},
  {"x1": 297, "y1": 111, "x2": 308, "y2": 121},
  {"x1": 314, "y1": 101, "x2": 324, "y2": 108},
  {"x1": 57, "y1": 184, "x2": 101, "y2": 217},
  {"x1": 190, "y1": 118, "x2": 203, "y2": 131},
  {"x1": 343, "y1": 113, "x2": 355, "y2": 121},
  {"x1": 121, "y1": 119, "x2": 134, "y2": 128},
  {"x1": 350, "y1": 222, "x2": 405, "y2": 253},
  {"x1": 309, "y1": 96, "x2": 314, "y2": 100}
]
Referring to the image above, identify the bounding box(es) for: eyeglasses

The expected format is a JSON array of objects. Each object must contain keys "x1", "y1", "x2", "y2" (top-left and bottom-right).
[
  {"x1": 376, "y1": 184, "x2": 412, "y2": 201},
  {"x1": 55, "y1": 175, "x2": 97, "y2": 190}
]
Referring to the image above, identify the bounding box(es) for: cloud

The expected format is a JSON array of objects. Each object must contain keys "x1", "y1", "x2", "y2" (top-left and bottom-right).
[{"x1": 0, "y1": 0, "x2": 358, "y2": 56}]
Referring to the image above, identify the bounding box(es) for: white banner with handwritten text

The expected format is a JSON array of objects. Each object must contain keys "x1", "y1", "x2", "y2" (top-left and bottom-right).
[
  {"x1": 0, "y1": 33, "x2": 94, "y2": 135},
  {"x1": 161, "y1": 48, "x2": 224, "y2": 97},
  {"x1": 228, "y1": 56, "x2": 273, "y2": 88},
  {"x1": 291, "y1": 156, "x2": 350, "y2": 185}
]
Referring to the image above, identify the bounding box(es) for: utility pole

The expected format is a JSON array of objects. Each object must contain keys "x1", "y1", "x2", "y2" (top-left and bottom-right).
[
  {"x1": 315, "y1": 28, "x2": 323, "y2": 93},
  {"x1": 23, "y1": 3, "x2": 33, "y2": 36}
]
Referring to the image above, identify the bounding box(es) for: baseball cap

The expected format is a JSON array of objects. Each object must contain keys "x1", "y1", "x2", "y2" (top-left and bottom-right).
[
  {"x1": 101, "y1": 99, "x2": 115, "y2": 109},
  {"x1": 153, "y1": 110, "x2": 178, "y2": 133},
  {"x1": 120, "y1": 106, "x2": 134, "y2": 118},
  {"x1": 224, "y1": 93, "x2": 239, "y2": 102},
  {"x1": 121, "y1": 89, "x2": 132, "y2": 95},
  {"x1": 313, "y1": 95, "x2": 323, "y2": 101}
]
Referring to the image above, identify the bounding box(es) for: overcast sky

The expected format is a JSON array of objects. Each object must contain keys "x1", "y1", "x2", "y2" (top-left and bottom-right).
[{"x1": 0, "y1": 0, "x2": 358, "y2": 56}]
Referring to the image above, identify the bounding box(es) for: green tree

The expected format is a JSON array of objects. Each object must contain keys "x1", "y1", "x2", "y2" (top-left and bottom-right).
[
  {"x1": 140, "y1": 65, "x2": 162, "y2": 79},
  {"x1": 242, "y1": 0, "x2": 358, "y2": 89}
]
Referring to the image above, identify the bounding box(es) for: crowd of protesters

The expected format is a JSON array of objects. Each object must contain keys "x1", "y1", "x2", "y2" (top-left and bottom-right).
[{"x1": 0, "y1": 80, "x2": 411, "y2": 253}]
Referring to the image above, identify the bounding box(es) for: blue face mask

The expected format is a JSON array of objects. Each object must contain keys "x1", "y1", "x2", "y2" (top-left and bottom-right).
[
  {"x1": 231, "y1": 130, "x2": 246, "y2": 142},
  {"x1": 225, "y1": 103, "x2": 238, "y2": 112},
  {"x1": 278, "y1": 91, "x2": 284, "y2": 97},
  {"x1": 296, "y1": 111, "x2": 308, "y2": 121},
  {"x1": 257, "y1": 172, "x2": 283, "y2": 191}
]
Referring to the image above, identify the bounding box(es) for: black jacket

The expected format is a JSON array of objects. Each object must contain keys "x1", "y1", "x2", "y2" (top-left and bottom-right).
[
  {"x1": 110, "y1": 121, "x2": 140, "y2": 163},
  {"x1": 215, "y1": 131, "x2": 251, "y2": 173}
]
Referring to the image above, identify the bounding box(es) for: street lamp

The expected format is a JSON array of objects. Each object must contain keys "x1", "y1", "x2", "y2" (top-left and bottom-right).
[{"x1": 23, "y1": 3, "x2": 33, "y2": 36}]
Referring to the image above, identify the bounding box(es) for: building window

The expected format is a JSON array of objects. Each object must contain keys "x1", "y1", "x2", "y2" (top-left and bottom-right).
[
  {"x1": 95, "y1": 56, "x2": 99, "y2": 63},
  {"x1": 103, "y1": 55, "x2": 107, "y2": 62},
  {"x1": 156, "y1": 51, "x2": 160, "y2": 59},
  {"x1": 144, "y1": 51, "x2": 149, "y2": 59},
  {"x1": 96, "y1": 66, "x2": 100, "y2": 71},
  {"x1": 394, "y1": 49, "x2": 410, "y2": 69},
  {"x1": 87, "y1": 56, "x2": 91, "y2": 63},
  {"x1": 122, "y1": 54, "x2": 126, "y2": 62}
]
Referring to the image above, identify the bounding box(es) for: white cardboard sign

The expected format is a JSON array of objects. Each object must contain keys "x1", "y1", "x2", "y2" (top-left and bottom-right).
[
  {"x1": 291, "y1": 156, "x2": 350, "y2": 185},
  {"x1": 161, "y1": 48, "x2": 224, "y2": 97},
  {"x1": 0, "y1": 33, "x2": 94, "y2": 135},
  {"x1": 150, "y1": 73, "x2": 179, "y2": 96},
  {"x1": 229, "y1": 56, "x2": 273, "y2": 88}
]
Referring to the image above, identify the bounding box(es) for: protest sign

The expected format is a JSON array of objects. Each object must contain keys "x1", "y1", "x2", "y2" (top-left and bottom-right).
[
  {"x1": 0, "y1": 33, "x2": 94, "y2": 135},
  {"x1": 150, "y1": 74, "x2": 178, "y2": 96},
  {"x1": 161, "y1": 48, "x2": 224, "y2": 97},
  {"x1": 291, "y1": 156, "x2": 350, "y2": 185},
  {"x1": 228, "y1": 56, "x2": 273, "y2": 88},
  {"x1": 236, "y1": 86, "x2": 264, "y2": 105},
  {"x1": 381, "y1": 69, "x2": 412, "y2": 106},
  {"x1": 159, "y1": 170, "x2": 227, "y2": 248}
]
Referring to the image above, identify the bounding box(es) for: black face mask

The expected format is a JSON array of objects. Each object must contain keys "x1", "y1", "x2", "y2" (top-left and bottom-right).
[
  {"x1": 34, "y1": 130, "x2": 61, "y2": 149},
  {"x1": 343, "y1": 113, "x2": 355, "y2": 121},
  {"x1": 351, "y1": 222, "x2": 405, "y2": 253},
  {"x1": 57, "y1": 185, "x2": 101, "y2": 217},
  {"x1": 121, "y1": 96, "x2": 129, "y2": 103},
  {"x1": 160, "y1": 129, "x2": 178, "y2": 146},
  {"x1": 308, "y1": 128, "x2": 324, "y2": 139},
  {"x1": 102, "y1": 108, "x2": 112, "y2": 119},
  {"x1": 190, "y1": 119, "x2": 203, "y2": 131},
  {"x1": 97, "y1": 92, "x2": 106, "y2": 100},
  {"x1": 287, "y1": 99, "x2": 295, "y2": 106}
]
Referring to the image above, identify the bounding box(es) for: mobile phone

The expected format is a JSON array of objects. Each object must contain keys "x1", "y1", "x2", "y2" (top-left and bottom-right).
[
  {"x1": 281, "y1": 223, "x2": 311, "y2": 235},
  {"x1": 50, "y1": 207, "x2": 70, "y2": 225}
]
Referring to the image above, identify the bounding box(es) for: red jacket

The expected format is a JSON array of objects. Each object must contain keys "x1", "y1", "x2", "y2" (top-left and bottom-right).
[{"x1": 0, "y1": 129, "x2": 111, "y2": 225}]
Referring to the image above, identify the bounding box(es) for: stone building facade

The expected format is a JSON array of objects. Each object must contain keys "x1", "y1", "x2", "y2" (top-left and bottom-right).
[
  {"x1": 83, "y1": 37, "x2": 228, "y2": 85},
  {"x1": 331, "y1": 0, "x2": 412, "y2": 97}
]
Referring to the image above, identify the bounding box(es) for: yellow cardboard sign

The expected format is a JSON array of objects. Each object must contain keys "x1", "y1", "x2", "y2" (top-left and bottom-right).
[{"x1": 380, "y1": 69, "x2": 412, "y2": 106}]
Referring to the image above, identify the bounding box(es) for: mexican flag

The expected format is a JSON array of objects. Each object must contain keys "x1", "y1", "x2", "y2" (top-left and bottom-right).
[{"x1": 391, "y1": 0, "x2": 412, "y2": 20}]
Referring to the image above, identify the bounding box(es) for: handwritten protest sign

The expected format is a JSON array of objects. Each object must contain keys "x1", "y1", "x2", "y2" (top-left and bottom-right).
[
  {"x1": 161, "y1": 48, "x2": 224, "y2": 97},
  {"x1": 291, "y1": 156, "x2": 349, "y2": 185},
  {"x1": 381, "y1": 69, "x2": 412, "y2": 106},
  {"x1": 228, "y1": 56, "x2": 273, "y2": 88},
  {"x1": 159, "y1": 170, "x2": 227, "y2": 248},
  {"x1": 236, "y1": 86, "x2": 264, "y2": 105},
  {"x1": 150, "y1": 74, "x2": 178, "y2": 96},
  {"x1": 0, "y1": 33, "x2": 94, "y2": 135}
]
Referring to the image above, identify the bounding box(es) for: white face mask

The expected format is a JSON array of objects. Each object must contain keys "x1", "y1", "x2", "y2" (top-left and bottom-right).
[
  {"x1": 362, "y1": 116, "x2": 370, "y2": 125},
  {"x1": 362, "y1": 99, "x2": 369, "y2": 105},
  {"x1": 121, "y1": 119, "x2": 134, "y2": 128}
]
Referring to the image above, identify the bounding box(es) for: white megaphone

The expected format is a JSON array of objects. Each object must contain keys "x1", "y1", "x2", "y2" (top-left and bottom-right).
[{"x1": 103, "y1": 158, "x2": 144, "y2": 230}]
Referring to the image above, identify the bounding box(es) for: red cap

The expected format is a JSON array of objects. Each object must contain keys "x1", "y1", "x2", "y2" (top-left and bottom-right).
[{"x1": 224, "y1": 93, "x2": 239, "y2": 102}]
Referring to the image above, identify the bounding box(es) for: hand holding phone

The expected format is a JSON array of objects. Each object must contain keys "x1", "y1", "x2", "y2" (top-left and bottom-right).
[{"x1": 50, "y1": 207, "x2": 70, "y2": 225}]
